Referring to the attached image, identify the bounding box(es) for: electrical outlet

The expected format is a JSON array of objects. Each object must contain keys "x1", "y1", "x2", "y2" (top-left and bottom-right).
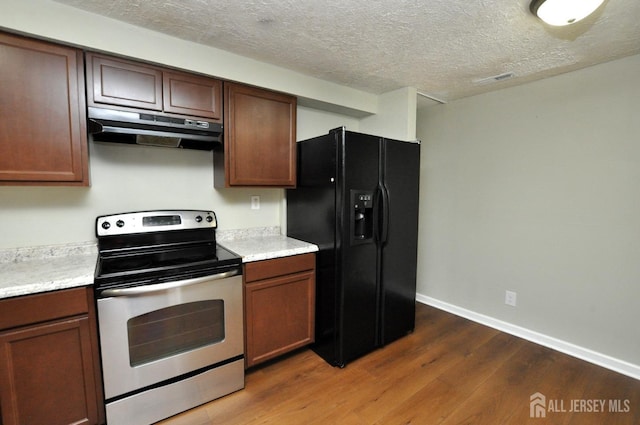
[
  {"x1": 250, "y1": 195, "x2": 260, "y2": 210},
  {"x1": 505, "y1": 290, "x2": 517, "y2": 307}
]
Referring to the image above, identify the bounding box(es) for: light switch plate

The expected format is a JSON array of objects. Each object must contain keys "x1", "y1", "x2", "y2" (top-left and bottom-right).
[{"x1": 251, "y1": 196, "x2": 260, "y2": 210}]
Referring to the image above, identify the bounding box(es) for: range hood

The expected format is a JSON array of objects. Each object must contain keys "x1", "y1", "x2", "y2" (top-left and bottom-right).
[{"x1": 88, "y1": 107, "x2": 223, "y2": 150}]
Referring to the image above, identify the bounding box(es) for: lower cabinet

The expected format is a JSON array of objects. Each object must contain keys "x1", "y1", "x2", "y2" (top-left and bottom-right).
[
  {"x1": 244, "y1": 253, "x2": 315, "y2": 368},
  {"x1": 0, "y1": 287, "x2": 104, "y2": 425}
]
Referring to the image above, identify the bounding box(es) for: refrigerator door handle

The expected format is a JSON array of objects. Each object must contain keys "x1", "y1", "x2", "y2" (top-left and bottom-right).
[
  {"x1": 373, "y1": 184, "x2": 390, "y2": 245},
  {"x1": 380, "y1": 183, "x2": 390, "y2": 244},
  {"x1": 373, "y1": 185, "x2": 382, "y2": 243}
]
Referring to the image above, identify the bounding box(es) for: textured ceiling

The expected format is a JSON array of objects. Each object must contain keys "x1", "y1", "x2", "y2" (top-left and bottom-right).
[{"x1": 53, "y1": 0, "x2": 640, "y2": 107}]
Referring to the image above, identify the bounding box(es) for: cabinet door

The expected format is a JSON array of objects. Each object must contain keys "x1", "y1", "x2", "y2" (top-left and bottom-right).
[
  {"x1": 218, "y1": 83, "x2": 297, "y2": 187},
  {"x1": 0, "y1": 32, "x2": 88, "y2": 185},
  {"x1": 244, "y1": 254, "x2": 316, "y2": 368},
  {"x1": 0, "y1": 317, "x2": 102, "y2": 425},
  {"x1": 163, "y1": 71, "x2": 222, "y2": 120},
  {"x1": 86, "y1": 52, "x2": 163, "y2": 111}
]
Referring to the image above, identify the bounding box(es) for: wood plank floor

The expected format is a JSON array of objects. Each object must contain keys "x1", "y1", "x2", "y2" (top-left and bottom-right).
[{"x1": 157, "y1": 303, "x2": 639, "y2": 425}]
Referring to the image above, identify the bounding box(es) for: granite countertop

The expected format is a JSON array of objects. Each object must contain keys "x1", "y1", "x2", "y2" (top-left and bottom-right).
[
  {"x1": 0, "y1": 243, "x2": 97, "y2": 300},
  {"x1": 0, "y1": 228, "x2": 317, "y2": 299},
  {"x1": 219, "y1": 234, "x2": 318, "y2": 263}
]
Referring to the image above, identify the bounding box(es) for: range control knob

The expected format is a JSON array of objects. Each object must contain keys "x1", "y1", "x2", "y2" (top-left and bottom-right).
[
  {"x1": 206, "y1": 215, "x2": 213, "y2": 223},
  {"x1": 195, "y1": 215, "x2": 203, "y2": 223},
  {"x1": 116, "y1": 220, "x2": 125, "y2": 228},
  {"x1": 101, "y1": 221, "x2": 111, "y2": 230}
]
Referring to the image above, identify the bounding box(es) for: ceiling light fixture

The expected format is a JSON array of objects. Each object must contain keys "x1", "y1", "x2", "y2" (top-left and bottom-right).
[{"x1": 530, "y1": 0, "x2": 606, "y2": 26}]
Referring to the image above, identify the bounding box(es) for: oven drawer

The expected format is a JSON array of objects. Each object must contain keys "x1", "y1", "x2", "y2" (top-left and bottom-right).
[
  {"x1": 106, "y1": 358, "x2": 244, "y2": 425},
  {"x1": 97, "y1": 273, "x2": 243, "y2": 399}
]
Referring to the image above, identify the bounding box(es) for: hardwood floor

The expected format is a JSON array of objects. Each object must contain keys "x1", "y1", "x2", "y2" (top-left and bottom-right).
[{"x1": 157, "y1": 303, "x2": 639, "y2": 425}]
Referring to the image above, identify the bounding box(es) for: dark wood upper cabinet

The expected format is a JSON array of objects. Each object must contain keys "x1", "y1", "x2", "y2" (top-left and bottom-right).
[
  {"x1": 87, "y1": 53, "x2": 163, "y2": 111},
  {"x1": 163, "y1": 71, "x2": 222, "y2": 120},
  {"x1": 216, "y1": 82, "x2": 297, "y2": 187},
  {"x1": 86, "y1": 52, "x2": 222, "y2": 121},
  {"x1": 0, "y1": 32, "x2": 88, "y2": 185}
]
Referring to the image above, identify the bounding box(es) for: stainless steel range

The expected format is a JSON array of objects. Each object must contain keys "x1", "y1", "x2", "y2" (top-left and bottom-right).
[{"x1": 94, "y1": 210, "x2": 244, "y2": 425}]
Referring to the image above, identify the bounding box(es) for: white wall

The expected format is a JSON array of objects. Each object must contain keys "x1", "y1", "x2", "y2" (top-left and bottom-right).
[
  {"x1": 417, "y1": 54, "x2": 640, "y2": 371},
  {"x1": 297, "y1": 106, "x2": 360, "y2": 140},
  {"x1": 360, "y1": 87, "x2": 418, "y2": 141},
  {"x1": 0, "y1": 144, "x2": 279, "y2": 248}
]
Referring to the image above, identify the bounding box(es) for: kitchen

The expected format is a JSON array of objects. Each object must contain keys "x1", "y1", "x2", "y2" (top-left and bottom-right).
[{"x1": 1, "y1": 0, "x2": 640, "y2": 424}]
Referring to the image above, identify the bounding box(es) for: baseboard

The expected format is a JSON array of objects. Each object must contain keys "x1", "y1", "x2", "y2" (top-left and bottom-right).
[{"x1": 416, "y1": 293, "x2": 640, "y2": 381}]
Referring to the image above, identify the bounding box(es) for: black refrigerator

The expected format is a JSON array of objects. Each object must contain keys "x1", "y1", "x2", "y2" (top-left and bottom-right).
[{"x1": 287, "y1": 127, "x2": 420, "y2": 367}]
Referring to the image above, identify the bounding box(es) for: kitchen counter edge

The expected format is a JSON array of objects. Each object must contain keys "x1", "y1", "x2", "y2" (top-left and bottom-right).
[
  {"x1": 0, "y1": 234, "x2": 318, "y2": 299},
  {"x1": 219, "y1": 235, "x2": 318, "y2": 263}
]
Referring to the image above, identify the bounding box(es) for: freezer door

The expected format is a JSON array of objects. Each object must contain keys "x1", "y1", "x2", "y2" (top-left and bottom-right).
[
  {"x1": 337, "y1": 129, "x2": 381, "y2": 365},
  {"x1": 379, "y1": 139, "x2": 420, "y2": 344}
]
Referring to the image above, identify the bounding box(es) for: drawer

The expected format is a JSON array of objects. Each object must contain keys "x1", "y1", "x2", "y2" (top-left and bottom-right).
[
  {"x1": 244, "y1": 253, "x2": 315, "y2": 283},
  {"x1": 0, "y1": 287, "x2": 89, "y2": 331}
]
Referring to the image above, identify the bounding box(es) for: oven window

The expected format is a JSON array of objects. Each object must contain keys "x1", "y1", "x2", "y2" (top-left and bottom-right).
[{"x1": 127, "y1": 300, "x2": 225, "y2": 367}]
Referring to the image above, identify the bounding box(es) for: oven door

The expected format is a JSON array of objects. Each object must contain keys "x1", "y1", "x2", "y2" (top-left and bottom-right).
[{"x1": 97, "y1": 270, "x2": 243, "y2": 399}]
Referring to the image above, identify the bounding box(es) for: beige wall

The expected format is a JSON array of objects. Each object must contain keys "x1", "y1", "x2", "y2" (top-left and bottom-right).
[{"x1": 417, "y1": 54, "x2": 640, "y2": 370}]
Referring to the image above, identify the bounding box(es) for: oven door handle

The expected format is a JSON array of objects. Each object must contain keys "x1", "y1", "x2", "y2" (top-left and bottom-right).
[{"x1": 99, "y1": 270, "x2": 240, "y2": 297}]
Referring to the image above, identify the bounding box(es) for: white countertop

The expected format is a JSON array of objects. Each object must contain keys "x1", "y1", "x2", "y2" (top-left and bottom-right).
[
  {"x1": 0, "y1": 243, "x2": 97, "y2": 300},
  {"x1": 219, "y1": 234, "x2": 318, "y2": 263},
  {"x1": 0, "y1": 230, "x2": 317, "y2": 299}
]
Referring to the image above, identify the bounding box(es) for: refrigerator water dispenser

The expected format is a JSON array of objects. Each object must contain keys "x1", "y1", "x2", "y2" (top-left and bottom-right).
[{"x1": 351, "y1": 190, "x2": 373, "y2": 243}]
